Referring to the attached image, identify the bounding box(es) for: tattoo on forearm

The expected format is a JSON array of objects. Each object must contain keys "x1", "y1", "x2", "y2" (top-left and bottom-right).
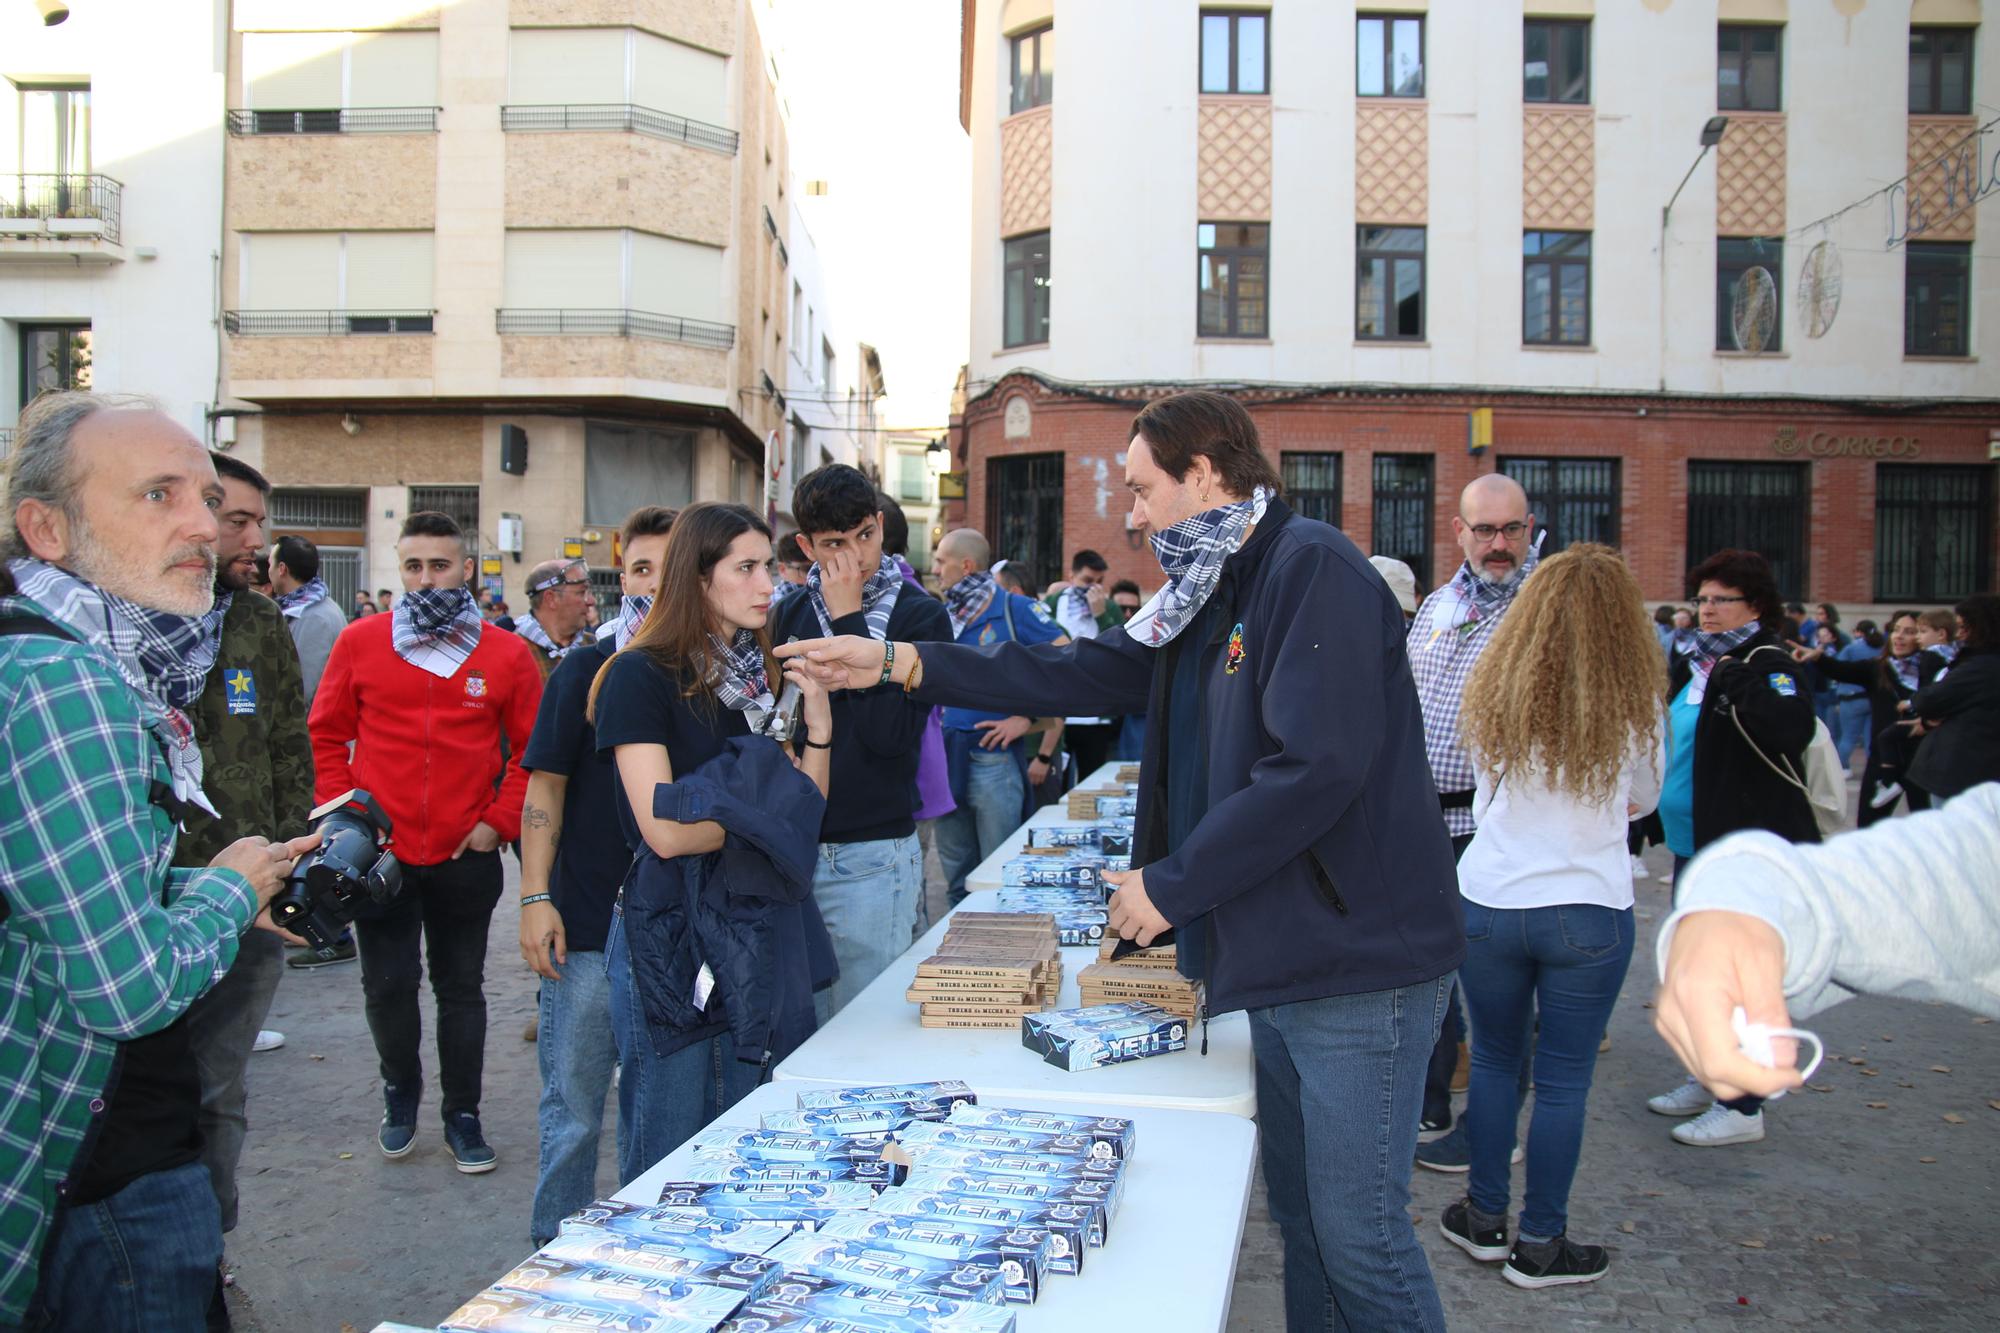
[{"x1": 523, "y1": 802, "x2": 552, "y2": 830}]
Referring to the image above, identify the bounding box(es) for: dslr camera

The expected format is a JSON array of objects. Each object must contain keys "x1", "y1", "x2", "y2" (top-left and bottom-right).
[{"x1": 268, "y1": 789, "x2": 402, "y2": 957}]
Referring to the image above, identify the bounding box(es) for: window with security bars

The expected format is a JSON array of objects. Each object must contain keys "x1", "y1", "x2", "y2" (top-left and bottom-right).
[
  {"x1": 589, "y1": 567, "x2": 623, "y2": 625},
  {"x1": 988, "y1": 452, "x2": 1065, "y2": 593},
  {"x1": 1875, "y1": 465, "x2": 1993, "y2": 603},
  {"x1": 409, "y1": 485, "x2": 481, "y2": 549},
  {"x1": 1371, "y1": 453, "x2": 1433, "y2": 591},
  {"x1": 1685, "y1": 461, "x2": 1807, "y2": 600},
  {"x1": 269, "y1": 489, "x2": 367, "y2": 529},
  {"x1": 1281, "y1": 453, "x2": 1343, "y2": 529},
  {"x1": 1497, "y1": 457, "x2": 1620, "y2": 554}
]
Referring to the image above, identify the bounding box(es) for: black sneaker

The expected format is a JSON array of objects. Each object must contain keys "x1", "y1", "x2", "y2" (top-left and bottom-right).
[
  {"x1": 1503, "y1": 1234, "x2": 1610, "y2": 1289},
  {"x1": 444, "y1": 1112, "x2": 498, "y2": 1174},
  {"x1": 378, "y1": 1082, "x2": 419, "y2": 1159},
  {"x1": 1418, "y1": 1111, "x2": 1453, "y2": 1144},
  {"x1": 288, "y1": 938, "x2": 358, "y2": 969},
  {"x1": 1439, "y1": 1198, "x2": 1509, "y2": 1262}
]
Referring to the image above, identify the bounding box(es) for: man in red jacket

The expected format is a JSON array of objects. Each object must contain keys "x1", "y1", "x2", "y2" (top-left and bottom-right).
[{"x1": 308, "y1": 511, "x2": 542, "y2": 1173}]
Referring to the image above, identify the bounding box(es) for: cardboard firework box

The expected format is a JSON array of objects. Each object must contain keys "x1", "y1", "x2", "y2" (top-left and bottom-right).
[
  {"x1": 642, "y1": 1182, "x2": 880, "y2": 1230},
  {"x1": 1116, "y1": 763, "x2": 1142, "y2": 783},
  {"x1": 793, "y1": 1081, "x2": 978, "y2": 1116},
  {"x1": 1023, "y1": 1003, "x2": 1190, "y2": 1071},
  {"x1": 736, "y1": 1271, "x2": 1018, "y2": 1333},
  {"x1": 907, "y1": 916, "x2": 1062, "y2": 1028},
  {"x1": 1076, "y1": 961, "x2": 1203, "y2": 1020},
  {"x1": 761, "y1": 1233, "x2": 1010, "y2": 1305},
  {"x1": 557, "y1": 1200, "x2": 798, "y2": 1253},
  {"x1": 439, "y1": 1283, "x2": 741, "y2": 1333},
  {"x1": 945, "y1": 1103, "x2": 1137, "y2": 1161},
  {"x1": 486, "y1": 1257, "x2": 753, "y2": 1325}
]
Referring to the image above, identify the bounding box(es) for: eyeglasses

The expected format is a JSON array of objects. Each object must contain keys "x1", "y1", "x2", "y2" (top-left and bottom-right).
[
  {"x1": 1462, "y1": 521, "x2": 1530, "y2": 543},
  {"x1": 1692, "y1": 595, "x2": 1748, "y2": 607}
]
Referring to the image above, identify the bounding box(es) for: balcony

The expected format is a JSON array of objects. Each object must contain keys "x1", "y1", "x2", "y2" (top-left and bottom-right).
[
  {"x1": 496, "y1": 308, "x2": 734, "y2": 350},
  {"x1": 0, "y1": 175, "x2": 124, "y2": 262},
  {"x1": 224, "y1": 310, "x2": 436, "y2": 336},
  {"x1": 226, "y1": 107, "x2": 440, "y2": 135},
  {"x1": 501, "y1": 104, "x2": 738, "y2": 156}
]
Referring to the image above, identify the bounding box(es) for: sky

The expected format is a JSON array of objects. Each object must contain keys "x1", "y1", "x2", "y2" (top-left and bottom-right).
[{"x1": 766, "y1": 0, "x2": 971, "y2": 433}]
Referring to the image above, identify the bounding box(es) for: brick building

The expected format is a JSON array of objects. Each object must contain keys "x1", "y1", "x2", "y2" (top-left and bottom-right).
[{"x1": 946, "y1": 0, "x2": 1998, "y2": 609}]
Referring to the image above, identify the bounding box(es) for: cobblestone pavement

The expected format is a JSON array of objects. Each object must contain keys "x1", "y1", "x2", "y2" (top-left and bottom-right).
[{"x1": 216, "y1": 841, "x2": 1997, "y2": 1331}]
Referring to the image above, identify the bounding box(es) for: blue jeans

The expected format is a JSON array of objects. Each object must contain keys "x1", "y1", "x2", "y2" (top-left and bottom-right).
[
  {"x1": 935, "y1": 747, "x2": 1026, "y2": 899},
  {"x1": 531, "y1": 948, "x2": 626, "y2": 1244},
  {"x1": 605, "y1": 908, "x2": 764, "y2": 1187},
  {"x1": 1251, "y1": 976, "x2": 1451, "y2": 1333},
  {"x1": 1832, "y1": 696, "x2": 1870, "y2": 769},
  {"x1": 812, "y1": 834, "x2": 923, "y2": 1024},
  {"x1": 1459, "y1": 902, "x2": 1635, "y2": 1242},
  {"x1": 23, "y1": 1160, "x2": 221, "y2": 1332}
]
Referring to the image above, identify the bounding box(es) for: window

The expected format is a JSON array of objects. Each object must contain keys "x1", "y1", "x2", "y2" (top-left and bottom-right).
[
  {"x1": 1356, "y1": 226, "x2": 1425, "y2": 341},
  {"x1": 501, "y1": 229, "x2": 727, "y2": 336},
  {"x1": 896, "y1": 451, "x2": 929, "y2": 503},
  {"x1": 1909, "y1": 27, "x2": 1973, "y2": 115},
  {"x1": 1357, "y1": 15, "x2": 1423, "y2": 97},
  {"x1": 234, "y1": 232, "x2": 435, "y2": 333},
  {"x1": 16, "y1": 84, "x2": 89, "y2": 176},
  {"x1": 1716, "y1": 236, "x2": 1784, "y2": 352},
  {"x1": 1524, "y1": 20, "x2": 1589, "y2": 104},
  {"x1": 821, "y1": 339, "x2": 835, "y2": 391},
  {"x1": 18, "y1": 323, "x2": 90, "y2": 406},
  {"x1": 1906, "y1": 242, "x2": 1970, "y2": 356},
  {"x1": 1010, "y1": 24, "x2": 1054, "y2": 113},
  {"x1": 585, "y1": 421, "x2": 694, "y2": 526},
  {"x1": 1200, "y1": 10, "x2": 1268, "y2": 95},
  {"x1": 1197, "y1": 223, "x2": 1269, "y2": 338},
  {"x1": 1497, "y1": 457, "x2": 1620, "y2": 555},
  {"x1": 1281, "y1": 453, "x2": 1342, "y2": 528},
  {"x1": 1718, "y1": 25, "x2": 1781, "y2": 111},
  {"x1": 987, "y1": 452, "x2": 1065, "y2": 591},
  {"x1": 791, "y1": 281, "x2": 805, "y2": 360},
  {"x1": 1371, "y1": 454, "x2": 1433, "y2": 590},
  {"x1": 1875, "y1": 464, "x2": 1993, "y2": 602},
  {"x1": 1686, "y1": 461, "x2": 1807, "y2": 600},
  {"x1": 509, "y1": 28, "x2": 727, "y2": 129},
  {"x1": 1523, "y1": 231, "x2": 1590, "y2": 346},
  {"x1": 1003, "y1": 231, "x2": 1051, "y2": 347},
  {"x1": 239, "y1": 31, "x2": 439, "y2": 130},
  {"x1": 408, "y1": 485, "x2": 481, "y2": 550},
  {"x1": 269, "y1": 489, "x2": 368, "y2": 529},
  {"x1": 790, "y1": 418, "x2": 813, "y2": 488}
]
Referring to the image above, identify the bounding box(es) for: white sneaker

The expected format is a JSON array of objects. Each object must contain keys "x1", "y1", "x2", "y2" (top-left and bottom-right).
[
  {"x1": 1869, "y1": 781, "x2": 1904, "y2": 811},
  {"x1": 252, "y1": 1029, "x2": 285, "y2": 1053},
  {"x1": 1671, "y1": 1103, "x2": 1765, "y2": 1147},
  {"x1": 1646, "y1": 1078, "x2": 1711, "y2": 1117},
  {"x1": 1629, "y1": 854, "x2": 1649, "y2": 879}
]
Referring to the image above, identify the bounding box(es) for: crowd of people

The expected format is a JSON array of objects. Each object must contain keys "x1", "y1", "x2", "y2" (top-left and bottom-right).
[{"x1": 0, "y1": 386, "x2": 1995, "y2": 1332}]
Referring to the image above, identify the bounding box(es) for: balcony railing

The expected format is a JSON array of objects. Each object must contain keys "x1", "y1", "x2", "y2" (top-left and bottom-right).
[
  {"x1": 224, "y1": 310, "x2": 435, "y2": 336},
  {"x1": 496, "y1": 308, "x2": 735, "y2": 350},
  {"x1": 500, "y1": 104, "x2": 739, "y2": 155},
  {"x1": 0, "y1": 175, "x2": 123, "y2": 244},
  {"x1": 226, "y1": 107, "x2": 440, "y2": 135}
]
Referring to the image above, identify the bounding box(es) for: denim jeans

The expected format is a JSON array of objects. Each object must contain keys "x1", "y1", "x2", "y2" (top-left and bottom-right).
[
  {"x1": 23, "y1": 1160, "x2": 222, "y2": 1332},
  {"x1": 812, "y1": 834, "x2": 923, "y2": 1024},
  {"x1": 530, "y1": 948, "x2": 625, "y2": 1244},
  {"x1": 183, "y1": 926, "x2": 285, "y2": 1233},
  {"x1": 353, "y1": 850, "x2": 503, "y2": 1119},
  {"x1": 1251, "y1": 976, "x2": 1451, "y2": 1333},
  {"x1": 605, "y1": 907, "x2": 764, "y2": 1186},
  {"x1": 1832, "y1": 696, "x2": 1871, "y2": 770},
  {"x1": 935, "y1": 747, "x2": 1026, "y2": 900},
  {"x1": 1458, "y1": 901, "x2": 1635, "y2": 1242}
]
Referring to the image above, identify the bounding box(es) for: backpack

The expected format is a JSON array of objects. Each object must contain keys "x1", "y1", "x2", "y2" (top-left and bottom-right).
[{"x1": 1726, "y1": 644, "x2": 1849, "y2": 838}]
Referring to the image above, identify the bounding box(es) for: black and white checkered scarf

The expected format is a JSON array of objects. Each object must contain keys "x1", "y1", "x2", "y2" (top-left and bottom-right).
[
  {"x1": 391, "y1": 586, "x2": 484, "y2": 679},
  {"x1": 601, "y1": 594, "x2": 653, "y2": 651},
  {"x1": 805, "y1": 552, "x2": 904, "y2": 640},
  {"x1": 275, "y1": 576, "x2": 331, "y2": 621},
  {"x1": 517, "y1": 612, "x2": 590, "y2": 661},
  {"x1": 706, "y1": 629, "x2": 775, "y2": 726},
  {"x1": 943, "y1": 570, "x2": 999, "y2": 638},
  {"x1": 1126, "y1": 486, "x2": 1271, "y2": 647}
]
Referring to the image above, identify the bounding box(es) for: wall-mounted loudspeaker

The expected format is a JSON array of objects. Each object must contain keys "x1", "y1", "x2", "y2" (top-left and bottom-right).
[{"x1": 500, "y1": 424, "x2": 529, "y2": 476}]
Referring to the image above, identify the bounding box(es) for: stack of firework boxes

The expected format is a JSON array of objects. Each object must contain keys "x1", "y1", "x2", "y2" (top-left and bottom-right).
[
  {"x1": 906, "y1": 913, "x2": 1064, "y2": 1029},
  {"x1": 429, "y1": 1080, "x2": 1138, "y2": 1333}
]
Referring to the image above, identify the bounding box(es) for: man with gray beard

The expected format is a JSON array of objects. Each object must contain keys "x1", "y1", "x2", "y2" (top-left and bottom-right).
[{"x1": 0, "y1": 393, "x2": 315, "y2": 1331}]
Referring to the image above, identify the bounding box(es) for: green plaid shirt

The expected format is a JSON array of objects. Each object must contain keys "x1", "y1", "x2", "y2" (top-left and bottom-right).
[{"x1": 0, "y1": 592, "x2": 254, "y2": 1321}]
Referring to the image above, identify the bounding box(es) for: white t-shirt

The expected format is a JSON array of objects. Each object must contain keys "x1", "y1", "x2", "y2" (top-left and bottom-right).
[{"x1": 1457, "y1": 725, "x2": 1667, "y2": 911}]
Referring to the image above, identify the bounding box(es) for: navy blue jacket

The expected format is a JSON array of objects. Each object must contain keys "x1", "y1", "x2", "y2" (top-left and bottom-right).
[
  {"x1": 623, "y1": 736, "x2": 836, "y2": 1065},
  {"x1": 914, "y1": 499, "x2": 1463, "y2": 1014}
]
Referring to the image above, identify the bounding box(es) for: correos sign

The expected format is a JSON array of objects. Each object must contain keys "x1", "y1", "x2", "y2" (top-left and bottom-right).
[{"x1": 1772, "y1": 427, "x2": 1921, "y2": 459}]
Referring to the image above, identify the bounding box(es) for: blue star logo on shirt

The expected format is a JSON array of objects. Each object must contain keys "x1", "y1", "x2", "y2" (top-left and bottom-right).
[{"x1": 225, "y1": 669, "x2": 257, "y2": 716}]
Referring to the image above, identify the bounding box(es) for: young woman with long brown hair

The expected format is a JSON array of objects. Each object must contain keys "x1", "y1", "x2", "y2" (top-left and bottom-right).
[
  {"x1": 1436, "y1": 544, "x2": 1665, "y2": 1291},
  {"x1": 586, "y1": 501, "x2": 831, "y2": 1184}
]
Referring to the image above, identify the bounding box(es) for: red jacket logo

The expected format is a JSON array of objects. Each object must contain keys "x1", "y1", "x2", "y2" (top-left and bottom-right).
[{"x1": 464, "y1": 670, "x2": 488, "y2": 698}]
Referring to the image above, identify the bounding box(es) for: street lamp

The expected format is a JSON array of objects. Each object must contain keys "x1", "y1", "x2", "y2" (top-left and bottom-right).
[
  {"x1": 1659, "y1": 116, "x2": 1729, "y2": 390},
  {"x1": 924, "y1": 437, "x2": 952, "y2": 475}
]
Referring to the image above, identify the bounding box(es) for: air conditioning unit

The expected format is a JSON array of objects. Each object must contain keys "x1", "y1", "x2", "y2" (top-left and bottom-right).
[{"x1": 497, "y1": 513, "x2": 524, "y2": 556}]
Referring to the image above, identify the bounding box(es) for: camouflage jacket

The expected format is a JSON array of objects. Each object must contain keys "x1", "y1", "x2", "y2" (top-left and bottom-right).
[{"x1": 173, "y1": 591, "x2": 315, "y2": 867}]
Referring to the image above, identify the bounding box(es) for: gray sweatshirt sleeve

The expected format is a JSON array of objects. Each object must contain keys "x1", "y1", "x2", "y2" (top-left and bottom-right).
[
  {"x1": 1654, "y1": 783, "x2": 2000, "y2": 1021},
  {"x1": 289, "y1": 603, "x2": 342, "y2": 703}
]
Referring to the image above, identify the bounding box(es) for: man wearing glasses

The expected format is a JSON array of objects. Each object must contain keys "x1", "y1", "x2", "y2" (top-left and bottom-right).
[
  {"x1": 518, "y1": 558, "x2": 596, "y2": 681},
  {"x1": 1407, "y1": 473, "x2": 1541, "y2": 1169}
]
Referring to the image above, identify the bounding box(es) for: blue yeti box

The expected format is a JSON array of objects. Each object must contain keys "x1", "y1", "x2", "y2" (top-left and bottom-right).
[
  {"x1": 536, "y1": 1229, "x2": 779, "y2": 1296},
  {"x1": 759, "y1": 1102, "x2": 944, "y2": 1141},
  {"x1": 672, "y1": 1156, "x2": 902, "y2": 1191},
  {"x1": 998, "y1": 856, "x2": 1104, "y2": 888},
  {"x1": 644, "y1": 1183, "x2": 879, "y2": 1230},
  {"x1": 814, "y1": 1212, "x2": 1052, "y2": 1304},
  {"x1": 794, "y1": 1081, "x2": 976, "y2": 1117},
  {"x1": 744, "y1": 1271, "x2": 1019, "y2": 1332},
  {"x1": 865, "y1": 1189, "x2": 1093, "y2": 1276},
  {"x1": 892, "y1": 1120, "x2": 1105, "y2": 1165},
  {"x1": 945, "y1": 1104, "x2": 1136, "y2": 1161},
  {"x1": 440, "y1": 1283, "x2": 736, "y2": 1333},
  {"x1": 898, "y1": 1168, "x2": 1115, "y2": 1246},
  {"x1": 763, "y1": 1233, "x2": 1007, "y2": 1305},
  {"x1": 557, "y1": 1200, "x2": 797, "y2": 1254},
  {"x1": 489, "y1": 1258, "x2": 750, "y2": 1326},
  {"x1": 691, "y1": 1127, "x2": 894, "y2": 1165},
  {"x1": 1020, "y1": 1002, "x2": 1159, "y2": 1055}
]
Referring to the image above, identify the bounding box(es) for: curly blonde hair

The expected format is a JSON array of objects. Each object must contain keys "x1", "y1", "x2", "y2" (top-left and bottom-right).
[{"x1": 1460, "y1": 543, "x2": 1664, "y2": 805}]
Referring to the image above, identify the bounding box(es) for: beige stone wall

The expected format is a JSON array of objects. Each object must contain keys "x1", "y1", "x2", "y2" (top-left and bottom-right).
[
  {"x1": 505, "y1": 132, "x2": 731, "y2": 245},
  {"x1": 480, "y1": 415, "x2": 589, "y2": 605},
  {"x1": 227, "y1": 135, "x2": 439, "y2": 232},
  {"x1": 500, "y1": 335, "x2": 730, "y2": 387},
  {"x1": 1197, "y1": 97, "x2": 1272, "y2": 220},
  {"x1": 258, "y1": 413, "x2": 483, "y2": 488},
  {"x1": 1716, "y1": 112, "x2": 1786, "y2": 237},
  {"x1": 729, "y1": 5, "x2": 785, "y2": 445},
  {"x1": 999, "y1": 105, "x2": 1052, "y2": 237},
  {"x1": 509, "y1": 0, "x2": 735, "y2": 56},
  {"x1": 1355, "y1": 101, "x2": 1428, "y2": 226},
  {"x1": 228, "y1": 335, "x2": 437, "y2": 386},
  {"x1": 1522, "y1": 106, "x2": 1594, "y2": 231}
]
